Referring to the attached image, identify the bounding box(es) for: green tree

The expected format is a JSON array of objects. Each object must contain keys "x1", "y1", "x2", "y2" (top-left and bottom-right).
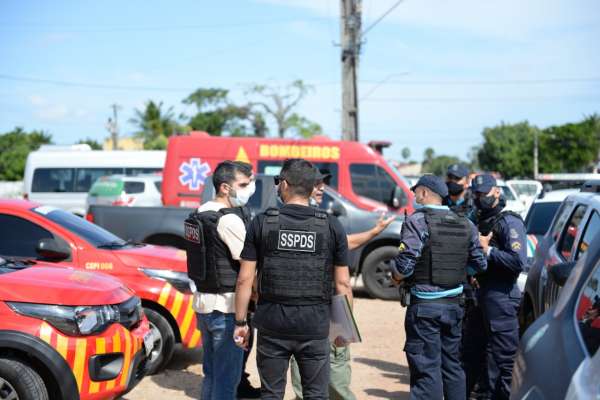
[
  {"x1": 76, "y1": 138, "x2": 102, "y2": 150},
  {"x1": 130, "y1": 101, "x2": 179, "y2": 149},
  {"x1": 423, "y1": 148, "x2": 435, "y2": 164},
  {"x1": 539, "y1": 117, "x2": 600, "y2": 173},
  {"x1": 422, "y1": 155, "x2": 462, "y2": 176},
  {"x1": 477, "y1": 121, "x2": 537, "y2": 178},
  {"x1": 0, "y1": 127, "x2": 52, "y2": 180},
  {"x1": 286, "y1": 113, "x2": 323, "y2": 139},
  {"x1": 401, "y1": 147, "x2": 411, "y2": 161},
  {"x1": 246, "y1": 80, "x2": 312, "y2": 138},
  {"x1": 182, "y1": 88, "x2": 253, "y2": 136}
]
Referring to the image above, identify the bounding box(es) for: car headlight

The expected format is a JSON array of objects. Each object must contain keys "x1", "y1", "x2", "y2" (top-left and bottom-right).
[
  {"x1": 140, "y1": 268, "x2": 193, "y2": 294},
  {"x1": 7, "y1": 302, "x2": 119, "y2": 336}
]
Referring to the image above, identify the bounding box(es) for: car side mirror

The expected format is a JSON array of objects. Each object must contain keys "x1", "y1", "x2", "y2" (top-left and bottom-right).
[
  {"x1": 549, "y1": 261, "x2": 577, "y2": 287},
  {"x1": 36, "y1": 238, "x2": 71, "y2": 262},
  {"x1": 391, "y1": 186, "x2": 408, "y2": 209},
  {"x1": 327, "y1": 200, "x2": 346, "y2": 217}
]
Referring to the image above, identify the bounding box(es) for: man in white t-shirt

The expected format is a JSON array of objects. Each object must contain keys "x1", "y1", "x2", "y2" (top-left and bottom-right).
[{"x1": 185, "y1": 160, "x2": 257, "y2": 400}]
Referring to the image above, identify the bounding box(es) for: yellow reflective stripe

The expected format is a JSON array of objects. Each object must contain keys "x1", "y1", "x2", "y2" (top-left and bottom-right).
[
  {"x1": 105, "y1": 331, "x2": 121, "y2": 390},
  {"x1": 180, "y1": 301, "x2": 195, "y2": 340},
  {"x1": 188, "y1": 329, "x2": 201, "y2": 348},
  {"x1": 157, "y1": 283, "x2": 171, "y2": 306},
  {"x1": 56, "y1": 334, "x2": 68, "y2": 359},
  {"x1": 73, "y1": 339, "x2": 87, "y2": 392},
  {"x1": 88, "y1": 338, "x2": 106, "y2": 394},
  {"x1": 39, "y1": 323, "x2": 53, "y2": 344},
  {"x1": 170, "y1": 291, "x2": 184, "y2": 320},
  {"x1": 119, "y1": 328, "x2": 132, "y2": 387}
]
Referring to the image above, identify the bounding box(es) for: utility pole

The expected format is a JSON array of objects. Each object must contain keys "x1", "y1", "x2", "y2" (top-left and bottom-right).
[
  {"x1": 106, "y1": 104, "x2": 121, "y2": 150},
  {"x1": 340, "y1": 0, "x2": 361, "y2": 142},
  {"x1": 533, "y1": 129, "x2": 539, "y2": 179}
]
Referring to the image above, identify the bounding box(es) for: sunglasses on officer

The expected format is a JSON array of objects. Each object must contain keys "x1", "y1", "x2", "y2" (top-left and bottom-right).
[{"x1": 273, "y1": 175, "x2": 284, "y2": 185}]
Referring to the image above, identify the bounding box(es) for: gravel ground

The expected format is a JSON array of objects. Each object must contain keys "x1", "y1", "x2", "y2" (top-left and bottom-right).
[{"x1": 124, "y1": 294, "x2": 410, "y2": 400}]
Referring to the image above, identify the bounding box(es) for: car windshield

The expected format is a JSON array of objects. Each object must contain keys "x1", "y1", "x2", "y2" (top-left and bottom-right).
[
  {"x1": 511, "y1": 183, "x2": 539, "y2": 197},
  {"x1": 31, "y1": 206, "x2": 126, "y2": 248},
  {"x1": 525, "y1": 202, "x2": 562, "y2": 235},
  {"x1": 500, "y1": 186, "x2": 517, "y2": 201}
]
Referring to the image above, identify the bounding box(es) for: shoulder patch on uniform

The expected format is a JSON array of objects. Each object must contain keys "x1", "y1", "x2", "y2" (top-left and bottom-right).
[
  {"x1": 511, "y1": 241, "x2": 522, "y2": 251},
  {"x1": 510, "y1": 228, "x2": 519, "y2": 239},
  {"x1": 399, "y1": 243, "x2": 407, "y2": 252}
]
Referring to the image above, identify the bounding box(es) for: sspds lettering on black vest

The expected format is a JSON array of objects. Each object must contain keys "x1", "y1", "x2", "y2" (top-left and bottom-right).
[
  {"x1": 277, "y1": 230, "x2": 317, "y2": 252},
  {"x1": 184, "y1": 222, "x2": 201, "y2": 244}
]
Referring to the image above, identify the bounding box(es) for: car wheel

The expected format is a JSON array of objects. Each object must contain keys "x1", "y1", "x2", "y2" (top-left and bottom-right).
[
  {"x1": 362, "y1": 246, "x2": 400, "y2": 300},
  {"x1": 143, "y1": 307, "x2": 176, "y2": 375},
  {"x1": 0, "y1": 358, "x2": 49, "y2": 400}
]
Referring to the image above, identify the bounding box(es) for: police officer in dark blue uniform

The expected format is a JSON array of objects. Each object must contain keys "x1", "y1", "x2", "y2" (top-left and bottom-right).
[
  {"x1": 233, "y1": 159, "x2": 353, "y2": 400},
  {"x1": 390, "y1": 175, "x2": 487, "y2": 400},
  {"x1": 466, "y1": 174, "x2": 527, "y2": 400},
  {"x1": 443, "y1": 163, "x2": 475, "y2": 221}
]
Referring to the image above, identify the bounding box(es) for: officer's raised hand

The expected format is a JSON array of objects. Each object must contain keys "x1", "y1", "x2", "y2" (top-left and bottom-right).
[{"x1": 374, "y1": 213, "x2": 396, "y2": 235}]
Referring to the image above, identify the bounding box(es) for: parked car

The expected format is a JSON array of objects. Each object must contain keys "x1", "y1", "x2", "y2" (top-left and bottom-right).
[
  {"x1": 0, "y1": 256, "x2": 152, "y2": 400},
  {"x1": 89, "y1": 174, "x2": 405, "y2": 300},
  {"x1": 23, "y1": 145, "x2": 164, "y2": 215},
  {"x1": 507, "y1": 179, "x2": 543, "y2": 212},
  {"x1": 87, "y1": 174, "x2": 163, "y2": 210},
  {"x1": 0, "y1": 200, "x2": 201, "y2": 374},
  {"x1": 497, "y1": 179, "x2": 527, "y2": 218},
  {"x1": 519, "y1": 181, "x2": 600, "y2": 332},
  {"x1": 511, "y1": 233, "x2": 600, "y2": 399}
]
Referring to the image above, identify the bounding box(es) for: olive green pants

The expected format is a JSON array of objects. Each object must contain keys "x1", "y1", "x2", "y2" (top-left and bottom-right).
[{"x1": 290, "y1": 344, "x2": 357, "y2": 400}]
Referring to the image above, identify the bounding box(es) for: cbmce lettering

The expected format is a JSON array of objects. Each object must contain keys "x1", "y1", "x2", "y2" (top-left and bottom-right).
[
  {"x1": 184, "y1": 222, "x2": 201, "y2": 243},
  {"x1": 277, "y1": 230, "x2": 316, "y2": 252}
]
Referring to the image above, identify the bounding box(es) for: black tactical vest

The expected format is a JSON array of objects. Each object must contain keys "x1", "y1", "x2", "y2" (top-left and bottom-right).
[
  {"x1": 184, "y1": 207, "x2": 249, "y2": 294},
  {"x1": 412, "y1": 208, "x2": 471, "y2": 288},
  {"x1": 258, "y1": 207, "x2": 333, "y2": 305}
]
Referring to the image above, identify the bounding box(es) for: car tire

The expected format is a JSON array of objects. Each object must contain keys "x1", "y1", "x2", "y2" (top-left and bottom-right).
[
  {"x1": 0, "y1": 358, "x2": 49, "y2": 400},
  {"x1": 362, "y1": 246, "x2": 400, "y2": 301},
  {"x1": 143, "y1": 307, "x2": 176, "y2": 375}
]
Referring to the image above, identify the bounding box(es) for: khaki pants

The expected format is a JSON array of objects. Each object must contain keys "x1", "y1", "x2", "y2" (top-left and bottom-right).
[{"x1": 290, "y1": 344, "x2": 357, "y2": 400}]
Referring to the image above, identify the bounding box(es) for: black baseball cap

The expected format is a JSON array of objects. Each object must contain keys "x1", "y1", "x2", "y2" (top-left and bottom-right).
[
  {"x1": 314, "y1": 169, "x2": 332, "y2": 185},
  {"x1": 471, "y1": 174, "x2": 497, "y2": 194},
  {"x1": 411, "y1": 175, "x2": 449, "y2": 198},
  {"x1": 447, "y1": 164, "x2": 469, "y2": 179}
]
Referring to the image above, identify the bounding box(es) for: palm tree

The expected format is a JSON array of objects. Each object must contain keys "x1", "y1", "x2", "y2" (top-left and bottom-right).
[{"x1": 129, "y1": 101, "x2": 177, "y2": 148}]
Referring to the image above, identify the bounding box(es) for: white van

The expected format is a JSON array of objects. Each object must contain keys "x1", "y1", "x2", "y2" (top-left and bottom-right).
[{"x1": 23, "y1": 145, "x2": 165, "y2": 215}]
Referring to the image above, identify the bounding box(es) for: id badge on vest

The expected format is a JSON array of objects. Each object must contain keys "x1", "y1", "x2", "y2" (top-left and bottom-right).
[{"x1": 277, "y1": 230, "x2": 317, "y2": 252}]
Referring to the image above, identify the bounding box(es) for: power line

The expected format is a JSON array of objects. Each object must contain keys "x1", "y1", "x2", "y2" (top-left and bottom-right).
[
  {"x1": 361, "y1": 0, "x2": 404, "y2": 38},
  {"x1": 364, "y1": 95, "x2": 600, "y2": 103},
  {"x1": 0, "y1": 73, "x2": 193, "y2": 92},
  {"x1": 0, "y1": 18, "x2": 329, "y2": 33},
  {"x1": 364, "y1": 77, "x2": 600, "y2": 85}
]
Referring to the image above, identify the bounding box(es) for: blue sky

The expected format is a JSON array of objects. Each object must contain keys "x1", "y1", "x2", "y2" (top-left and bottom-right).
[{"x1": 1, "y1": 0, "x2": 599, "y2": 162}]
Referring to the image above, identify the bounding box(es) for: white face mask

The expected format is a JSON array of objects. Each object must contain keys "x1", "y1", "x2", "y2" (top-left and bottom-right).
[{"x1": 229, "y1": 180, "x2": 256, "y2": 207}]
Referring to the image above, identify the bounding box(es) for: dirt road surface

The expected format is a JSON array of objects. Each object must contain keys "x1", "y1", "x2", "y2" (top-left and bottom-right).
[{"x1": 124, "y1": 296, "x2": 410, "y2": 400}]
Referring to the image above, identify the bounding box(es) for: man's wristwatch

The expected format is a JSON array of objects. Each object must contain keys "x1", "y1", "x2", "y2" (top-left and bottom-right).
[{"x1": 235, "y1": 319, "x2": 248, "y2": 327}]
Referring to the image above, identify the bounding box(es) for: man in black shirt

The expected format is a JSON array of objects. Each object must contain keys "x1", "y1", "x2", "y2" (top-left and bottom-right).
[{"x1": 234, "y1": 158, "x2": 353, "y2": 400}]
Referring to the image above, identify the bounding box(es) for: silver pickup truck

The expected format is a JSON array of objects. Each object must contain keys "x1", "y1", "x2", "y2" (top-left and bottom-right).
[{"x1": 88, "y1": 174, "x2": 404, "y2": 300}]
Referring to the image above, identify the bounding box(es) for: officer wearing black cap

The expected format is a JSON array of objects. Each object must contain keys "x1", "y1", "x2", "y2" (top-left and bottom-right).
[
  {"x1": 233, "y1": 158, "x2": 353, "y2": 400},
  {"x1": 390, "y1": 175, "x2": 487, "y2": 400},
  {"x1": 443, "y1": 163, "x2": 475, "y2": 220},
  {"x1": 465, "y1": 174, "x2": 527, "y2": 400}
]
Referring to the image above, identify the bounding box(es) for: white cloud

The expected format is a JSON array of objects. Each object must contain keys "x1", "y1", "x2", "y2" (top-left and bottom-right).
[{"x1": 27, "y1": 94, "x2": 87, "y2": 122}]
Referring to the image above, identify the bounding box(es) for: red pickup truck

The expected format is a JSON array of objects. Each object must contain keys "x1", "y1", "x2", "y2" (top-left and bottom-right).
[{"x1": 0, "y1": 199, "x2": 201, "y2": 374}]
